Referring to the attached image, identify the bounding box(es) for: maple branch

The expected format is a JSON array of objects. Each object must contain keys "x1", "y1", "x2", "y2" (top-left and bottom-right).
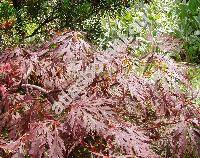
[
  {"x1": 21, "y1": 84, "x2": 54, "y2": 104},
  {"x1": 21, "y1": 84, "x2": 48, "y2": 93}
]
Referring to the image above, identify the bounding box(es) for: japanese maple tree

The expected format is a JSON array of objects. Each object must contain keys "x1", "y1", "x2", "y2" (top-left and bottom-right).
[{"x1": 0, "y1": 31, "x2": 199, "y2": 158}]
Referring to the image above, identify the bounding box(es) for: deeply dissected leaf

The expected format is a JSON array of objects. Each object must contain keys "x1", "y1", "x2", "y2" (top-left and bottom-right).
[{"x1": 0, "y1": 31, "x2": 199, "y2": 158}]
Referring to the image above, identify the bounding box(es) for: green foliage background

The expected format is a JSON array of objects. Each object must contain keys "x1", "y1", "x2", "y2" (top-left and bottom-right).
[{"x1": 0, "y1": 0, "x2": 130, "y2": 48}]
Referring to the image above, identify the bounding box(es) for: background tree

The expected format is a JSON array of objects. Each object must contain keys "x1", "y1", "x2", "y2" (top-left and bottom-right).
[{"x1": 0, "y1": 0, "x2": 133, "y2": 48}]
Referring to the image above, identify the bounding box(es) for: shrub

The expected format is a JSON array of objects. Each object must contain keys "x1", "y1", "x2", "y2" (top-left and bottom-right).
[{"x1": 0, "y1": 31, "x2": 199, "y2": 157}]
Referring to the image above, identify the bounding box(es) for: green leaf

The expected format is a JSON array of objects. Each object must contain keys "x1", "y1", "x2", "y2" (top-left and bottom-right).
[
  {"x1": 194, "y1": 16, "x2": 200, "y2": 25},
  {"x1": 194, "y1": 30, "x2": 200, "y2": 36},
  {"x1": 64, "y1": 0, "x2": 69, "y2": 6}
]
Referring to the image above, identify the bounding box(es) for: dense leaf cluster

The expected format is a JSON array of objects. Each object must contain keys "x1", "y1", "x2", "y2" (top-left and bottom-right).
[{"x1": 0, "y1": 31, "x2": 199, "y2": 157}]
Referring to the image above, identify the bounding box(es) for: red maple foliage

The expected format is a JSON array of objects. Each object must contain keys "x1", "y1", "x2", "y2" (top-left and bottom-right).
[{"x1": 0, "y1": 31, "x2": 199, "y2": 158}]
